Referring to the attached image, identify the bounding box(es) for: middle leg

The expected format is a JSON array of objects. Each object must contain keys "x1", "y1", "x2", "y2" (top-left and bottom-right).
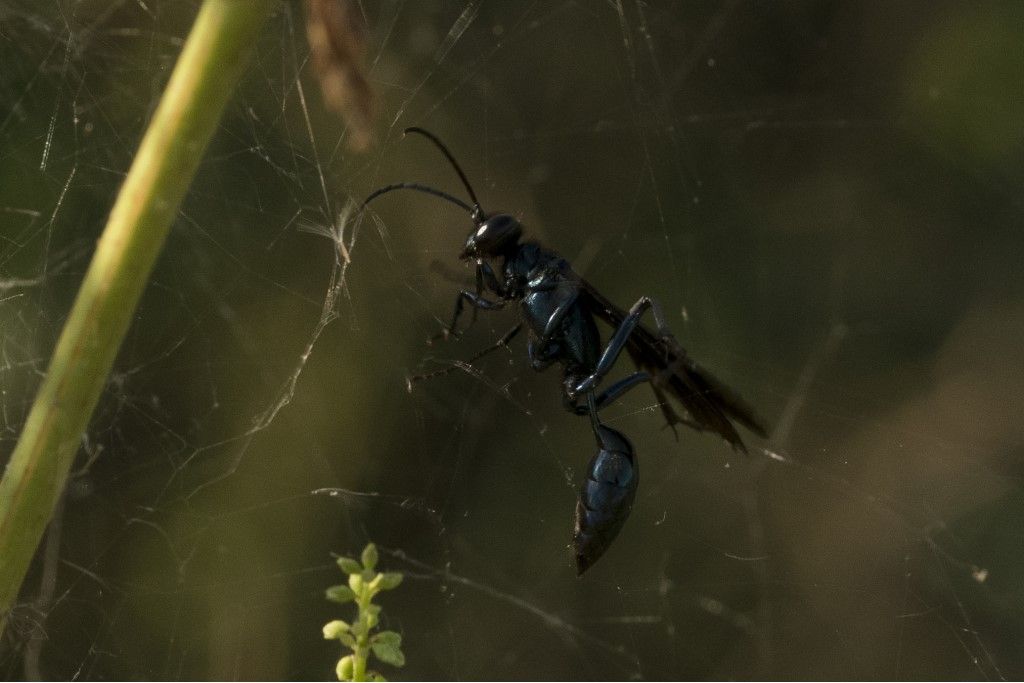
[{"x1": 410, "y1": 323, "x2": 522, "y2": 388}]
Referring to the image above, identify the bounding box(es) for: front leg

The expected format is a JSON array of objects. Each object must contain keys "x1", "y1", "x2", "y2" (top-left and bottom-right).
[
  {"x1": 469, "y1": 265, "x2": 484, "y2": 329},
  {"x1": 478, "y1": 259, "x2": 505, "y2": 296},
  {"x1": 433, "y1": 289, "x2": 506, "y2": 343},
  {"x1": 438, "y1": 261, "x2": 508, "y2": 342}
]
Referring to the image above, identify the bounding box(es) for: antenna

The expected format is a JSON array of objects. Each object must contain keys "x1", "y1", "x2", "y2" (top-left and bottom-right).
[
  {"x1": 403, "y1": 127, "x2": 483, "y2": 219},
  {"x1": 361, "y1": 182, "x2": 474, "y2": 214}
]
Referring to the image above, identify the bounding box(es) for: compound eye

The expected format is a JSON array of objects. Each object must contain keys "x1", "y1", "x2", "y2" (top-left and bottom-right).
[
  {"x1": 475, "y1": 214, "x2": 521, "y2": 252},
  {"x1": 486, "y1": 214, "x2": 518, "y2": 233}
]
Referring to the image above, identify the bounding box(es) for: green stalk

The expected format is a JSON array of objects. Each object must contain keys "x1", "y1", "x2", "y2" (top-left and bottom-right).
[
  {"x1": 0, "y1": 0, "x2": 274, "y2": 637},
  {"x1": 353, "y1": 590, "x2": 371, "y2": 681}
]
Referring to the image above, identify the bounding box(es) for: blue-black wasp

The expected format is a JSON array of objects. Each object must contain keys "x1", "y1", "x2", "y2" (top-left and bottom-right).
[{"x1": 363, "y1": 128, "x2": 767, "y2": 574}]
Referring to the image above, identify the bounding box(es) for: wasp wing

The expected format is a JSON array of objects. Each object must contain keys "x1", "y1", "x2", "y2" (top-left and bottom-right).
[{"x1": 579, "y1": 280, "x2": 767, "y2": 452}]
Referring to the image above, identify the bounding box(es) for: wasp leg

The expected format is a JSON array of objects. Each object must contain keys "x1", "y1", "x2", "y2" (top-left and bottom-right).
[
  {"x1": 460, "y1": 261, "x2": 509, "y2": 334},
  {"x1": 565, "y1": 371, "x2": 651, "y2": 415},
  {"x1": 468, "y1": 265, "x2": 484, "y2": 328},
  {"x1": 432, "y1": 288, "x2": 506, "y2": 343},
  {"x1": 409, "y1": 324, "x2": 522, "y2": 387},
  {"x1": 478, "y1": 259, "x2": 505, "y2": 294},
  {"x1": 571, "y1": 296, "x2": 674, "y2": 397}
]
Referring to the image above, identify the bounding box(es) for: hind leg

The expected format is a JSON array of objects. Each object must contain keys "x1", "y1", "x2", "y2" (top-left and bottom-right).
[
  {"x1": 569, "y1": 296, "x2": 672, "y2": 398},
  {"x1": 563, "y1": 371, "x2": 651, "y2": 416}
]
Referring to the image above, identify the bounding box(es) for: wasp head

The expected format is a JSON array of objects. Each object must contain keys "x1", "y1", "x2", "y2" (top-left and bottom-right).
[{"x1": 460, "y1": 213, "x2": 522, "y2": 260}]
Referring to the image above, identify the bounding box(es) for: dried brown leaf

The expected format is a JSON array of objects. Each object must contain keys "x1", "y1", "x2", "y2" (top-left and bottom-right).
[{"x1": 305, "y1": 0, "x2": 376, "y2": 151}]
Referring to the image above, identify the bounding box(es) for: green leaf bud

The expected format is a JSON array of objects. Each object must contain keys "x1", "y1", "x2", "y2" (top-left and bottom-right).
[
  {"x1": 336, "y1": 655, "x2": 354, "y2": 681},
  {"x1": 322, "y1": 620, "x2": 350, "y2": 640},
  {"x1": 371, "y1": 641, "x2": 406, "y2": 667},
  {"x1": 378, "y1": 572, "x2": 403, "y2": 590},
  {"x1": 325, "y1": 585, "x2": 355, "y2": 604},
  {"x1": 361, "y1": 543, "x2": 379, "y2": 571},
  {"x1": 337, "y1": 556, "x2": 362, "y2": 575}
]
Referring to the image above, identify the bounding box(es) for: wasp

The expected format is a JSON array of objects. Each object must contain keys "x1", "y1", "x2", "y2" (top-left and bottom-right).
[{"x1": 364, "y1": 128, "x2": 767, "y2": 574}]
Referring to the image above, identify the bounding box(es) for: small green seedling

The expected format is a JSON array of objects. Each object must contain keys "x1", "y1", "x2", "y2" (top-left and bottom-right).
[{"x1": 324, "y1": 543, "x2": 405, "y2": 681}]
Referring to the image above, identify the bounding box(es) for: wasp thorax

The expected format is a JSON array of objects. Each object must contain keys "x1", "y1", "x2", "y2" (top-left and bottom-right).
[{"x1": 461, "y1": 213, "x2": 522, "y2": 258}]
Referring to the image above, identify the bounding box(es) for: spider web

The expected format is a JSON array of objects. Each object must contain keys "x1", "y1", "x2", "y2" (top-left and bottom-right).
[{"x1": 2, "y1": 0, "x2": 1023, "y2": 679}]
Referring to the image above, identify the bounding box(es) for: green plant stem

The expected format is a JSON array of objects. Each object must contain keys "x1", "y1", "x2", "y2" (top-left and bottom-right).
[
  {"x1": 0, "y1": 0, "x2": 273, "y2": 638},
  {"x1": 353, "y1": 590, "x2": 371, "y2": 681}
]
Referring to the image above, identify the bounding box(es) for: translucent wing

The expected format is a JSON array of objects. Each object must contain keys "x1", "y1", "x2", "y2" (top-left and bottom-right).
[{"x1": 579, "y1": 280, "x2": 767, "y2": 452}]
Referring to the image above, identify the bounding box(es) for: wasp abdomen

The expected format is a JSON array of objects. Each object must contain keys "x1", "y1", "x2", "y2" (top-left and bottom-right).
[{"x1": 573, "y1": 425, "x2": 638, "y2": 575}]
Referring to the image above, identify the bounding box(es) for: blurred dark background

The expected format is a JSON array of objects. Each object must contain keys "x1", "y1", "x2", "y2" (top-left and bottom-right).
[{"x1": 2, "y1": 0, "x2": 1023, "y2": 679}]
